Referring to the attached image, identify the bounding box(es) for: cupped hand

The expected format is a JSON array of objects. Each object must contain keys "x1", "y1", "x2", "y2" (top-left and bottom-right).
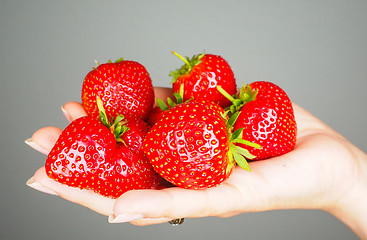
[{"x1": 26, "y1": 87, "x2": 366, "y2": 228}]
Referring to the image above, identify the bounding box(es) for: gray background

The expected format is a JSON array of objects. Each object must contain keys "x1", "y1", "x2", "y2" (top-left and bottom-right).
[{"x1": 1, "y1": 0, "x2": 366, "y2": 239}]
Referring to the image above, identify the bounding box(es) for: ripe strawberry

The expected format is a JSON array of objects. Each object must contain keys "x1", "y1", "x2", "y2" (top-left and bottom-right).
[
  {"x1": 146, "y1": 84, "x2": 226, "y2": 127},
  {"x1": 45, "y1": 99, "x2": 159, "y2": 198},
  {"x1": 121, "y1": 117, "x2": 150, "y2": 152},
  {"x1": 218, "y1": 81, "x2": 297, "y2": 160},
  {"x1": 142, "y1": 101, "x2": 260, "y2": 189},
  {"x1": 170, "y1": 51, "x2": 237, "y2": 108},
  {"x1": 146, "y1": 106, "x2": 164, "y2": 127},
  {"x1": 82, "y1": 58, "x2": 154, "y2": 121},
  {"x1": 146, "y1": 84, "x2": 185, "y2": 127}
]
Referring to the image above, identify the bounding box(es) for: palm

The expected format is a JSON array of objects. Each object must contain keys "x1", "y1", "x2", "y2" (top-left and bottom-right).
[{"x1": 27, "y1": 88, "x2": 359, "y2": 225}]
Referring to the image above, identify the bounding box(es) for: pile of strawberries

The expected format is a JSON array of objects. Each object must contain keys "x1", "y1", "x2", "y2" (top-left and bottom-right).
[{"x1": 45, "y1": 52, "x2": 297, "y2": 198}]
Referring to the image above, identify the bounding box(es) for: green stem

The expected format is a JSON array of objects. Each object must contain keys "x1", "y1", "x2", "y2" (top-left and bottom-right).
[
  {"x1": 217, "y1": 86, "x2": 236, "y2": 102},
  {"x1": 171, "y1": 51, "x2": 192, "y2": 71}
]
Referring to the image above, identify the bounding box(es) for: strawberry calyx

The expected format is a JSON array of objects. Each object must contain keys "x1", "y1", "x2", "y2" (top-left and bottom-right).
[
  {"x1": 217, "y1": 83, "x2": 258, "y2": 114},
  {"x1": 169, "y1": 51, "x2": 205, "y2": 83},
  {"x1": 225, "y1": 112, "x2": 262, "y2": 172},
  {"x1": 156, "y1": 83, "x2": 185, "y2": 111},
  {"x1": 94, "y1": 58, "x2": 125, "y2": 67},
  {"x1": 96, "y1": 96, "x2": 129, "y2": 143},
  {"x1": 114, "y1": 57, "x2": 124, "y2": 63}
]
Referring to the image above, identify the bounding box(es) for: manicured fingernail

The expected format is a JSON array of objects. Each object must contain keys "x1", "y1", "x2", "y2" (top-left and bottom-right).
[
  {"x1": 61, "y1": 106, "x2": 72, "y2": 123},
  {"x1": 108, "y1": 213, "x2": 144, "y2": 223},
  {"x1": 26, "y1": 177, "x2": 58, "y2": 196},
  {"x1": 25, "y1": 138, "x2": 49, "y2": 155}
]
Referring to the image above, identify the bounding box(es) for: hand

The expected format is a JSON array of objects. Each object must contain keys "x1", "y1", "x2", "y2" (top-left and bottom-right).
[{"x1": 26, "y1": 87, "x2": 367, "y2": 238}]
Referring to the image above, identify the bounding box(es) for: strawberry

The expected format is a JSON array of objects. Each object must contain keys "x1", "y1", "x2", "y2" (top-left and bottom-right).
[
  {"x1": 146, "y1": 106, "x2": 164, "y2": 127},
  {"x1": 170, "y1": 51, "x2": 237, "y2": 108},
  {"x1": 146, "y1": 84, "x2": 226, "y2": 127},
  {"x1": 146, "y1": 84, "x2": 185, "y2": 127},
  {"x1": 142, "y1": 101, "x2": 260, "y2": 189},
  {"x1": 45, "y1": 98, "x2": 160, "y2": 198},
  {"x1": 82, "y1": 58, "x2": 154, "y2": 121},
  {"x1": 218, "y1": 81, "x2": 297, "y2": 160},
  {"x1": 121, "y1": 117, "x2": 150, "y2": 152}
]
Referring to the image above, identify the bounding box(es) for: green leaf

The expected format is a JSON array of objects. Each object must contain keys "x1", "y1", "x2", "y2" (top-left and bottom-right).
[
  {"x1": 231, "y1": 128, "x2": 244, "y2": 141},
  {"x1": 156, "y1": 98, "x2": 169, "y2": 111},
  {"x1": 167, "y1": 97, "x2": 175, "y2": 108},
  {"x1": 116, "y1": 137, "x2": 127, "y2": 146},
  {"x1": 221, "y1": 111, "x2": 229, "y2": 121},
  {"x1": 230, "y1": 145, "x2": 251, "y2": 172},
  {"x1": 169, "y1": 69, "x2": 181, "y2": 84},
  {"x1": 232, "y1": 138, "x2": 262, "y2": 149},
  {"x1": 236, "y1": 154, "x2": 251, "y2": 171},
  {"x1": 233, "y1": 151, "x2": 251, "y2": 171},
  {"x1": 114, "y1": 124, "x2": 122, "y2": 137},
  {"x1": 233, "y1": 145, "x2": 256, "y2": 159},
  {"x1": 227, "y1": 112, "x2": 240, "y2": 129},
  {"x1": 173, "y1": 93, "x2": 183, "y2": 105},
  {"x1": 232, "y1": 99, "x2": 243, "y2": 107},
  {"x1": 229, "y1": 144, "x2": 252, "y2": 171},
  {"x1": 113, "y1": 115, "x2": 125, "y2": 126},
  {"x1": 114, "y1": 57, "x2": 124, "y2": 63},
  {"x1": 239, "y1": 84, "x2": 258, "y2": 104},
  {"x1": 99, "y1": 111, "x2": 108, "y2": 126},
  {"x1": 96, "y1": 96, "x2": 110, "y2": 127}
]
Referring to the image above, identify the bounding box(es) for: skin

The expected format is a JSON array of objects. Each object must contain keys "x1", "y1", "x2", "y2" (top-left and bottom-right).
[{"x1": 26, "y1": 87, "x2": 367, "y2": 238}]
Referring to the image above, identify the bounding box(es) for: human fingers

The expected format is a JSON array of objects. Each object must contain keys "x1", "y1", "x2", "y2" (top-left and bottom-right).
[
  {"x1": 25, "y1": 101, "x2": 86, "y2": 153},
  {"x1": 25, "y1": 127, "x2": 62, "y2": 155},
  {"x1": 27, "y1": 167, "x2": 115, "y2": 216},
  {"x1": 110, "y1": 172, "x2": 248, "y2": 224},
  {"x1": 61, "y1": 101, "x2": 87, "y2": 122},
  {"x1": 153, "y1": 87, "x2": 174, "y2": 106},
  {"x1": 129, "y1": 217, "x2": 173, "y2": 226}
]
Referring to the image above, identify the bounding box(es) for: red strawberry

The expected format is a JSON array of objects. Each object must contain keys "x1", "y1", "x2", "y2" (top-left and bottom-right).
[
  {"x1": 121, "y1": 117, "x2": 150, "y2": 153},
  {"x1": 146, "y1": 84, "x2": 185, "y2": 126},
  {"x1": 146, "y1": 84, "x2": 226, "y2": 127},
  {"x1": 45, "y1": 99, "x2": 159, "y2": 198},
  {"x1": 218, "y1": 81, "x2": 297, "y2": 160},
  {"x1": 146, "y1": 106, "x2": 164, "y2": 127},
  {"x1": 170, "y1": 52, "x2": 237, "y2": 108},
  {"x1": 82, "y1": 58, "x2": 154, "y2": 121},
  {"x1": 142, "y1": 101, "x2": 260, "y2": 189}
]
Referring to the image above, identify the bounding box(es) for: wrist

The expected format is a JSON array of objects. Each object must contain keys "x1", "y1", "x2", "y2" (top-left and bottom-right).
[{"x1": 326, "y1": 149, "x2": 367, "y2": 239}]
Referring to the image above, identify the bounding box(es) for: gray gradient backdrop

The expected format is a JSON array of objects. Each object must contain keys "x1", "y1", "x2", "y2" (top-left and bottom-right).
[{"x1": 1, "y1": 0, "x2": 366, "y2": 239}]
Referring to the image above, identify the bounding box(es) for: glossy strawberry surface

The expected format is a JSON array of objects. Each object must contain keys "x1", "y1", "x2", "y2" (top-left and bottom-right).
[
  {"x1": 146, "y1": 106, "x2": 164, "y2": 127},
  {"x1": 234, "y1": 81, "x2": 297, "y2": 160},
  {"x1": 82, "y1": 60, "x2": 154, "y2": 121},
  {"x1": 45, "y1": 116, "x2": 159, "y2": 198},
  {"x1": 121, "y1": 117, "x2": 150, "y2": 152},
  {"x1": 171, "y1": 53, "x2": 237, "y2": 108},
  {"x1": 143, "y1": 102, "x2": 233, "y2": 189}
]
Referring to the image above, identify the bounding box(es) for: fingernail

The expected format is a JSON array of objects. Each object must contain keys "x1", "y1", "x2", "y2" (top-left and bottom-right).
[
  {"x1": 108, "y1": 213, "x2": 144, "y2": 223},
  {"x1": 26, "y1": 177, "x2": 58, "y2": 196},
  {"x1": 25, "y1": 138, "x2": 49, "y2": 155},
  {"x1": 61, "y1": 106, "x2": 72, "y2": 123}
]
